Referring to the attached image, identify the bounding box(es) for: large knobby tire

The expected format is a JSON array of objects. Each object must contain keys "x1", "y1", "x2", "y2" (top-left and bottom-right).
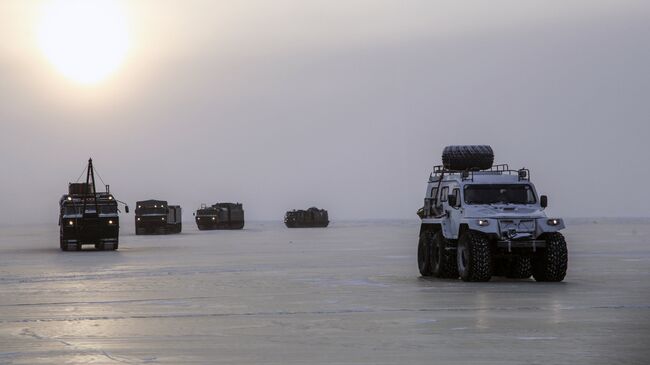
[
  {"x1": 532, "y1": 233, "x2": 568, "y2": 282},
  {"x1": 442, "y1": 145, "x2": 494, "y2": 171},
  {"x1": 457, "y1": 231, "x2": 492, "y2": 282},
  {"x1": 432, "y1": 232, "x2": 459, "y2": 278},
  {"x1": 507, "y1": 256, "x2": 532, "y2": 279},
  {"x1": 418, "y1": 232, "x2": 433, "y2": 277}
]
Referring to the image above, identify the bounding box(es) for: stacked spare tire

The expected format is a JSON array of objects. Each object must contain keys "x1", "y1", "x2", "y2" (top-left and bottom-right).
[{"x1": 441, "y1": 145, "x2": 494, "y2": 171}]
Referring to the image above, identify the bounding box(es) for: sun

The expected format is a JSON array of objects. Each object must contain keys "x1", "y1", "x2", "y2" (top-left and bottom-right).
[{"x1": 37, "y1": 0, "x2": 130, "y2": 85}]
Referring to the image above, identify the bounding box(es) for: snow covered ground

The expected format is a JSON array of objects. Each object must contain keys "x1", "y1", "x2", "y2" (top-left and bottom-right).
[{"x1": 0, "y1": 220, "x2": 648, "y2": 364}]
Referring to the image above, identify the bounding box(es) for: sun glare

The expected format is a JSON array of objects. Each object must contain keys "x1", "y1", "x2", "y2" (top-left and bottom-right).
[{"x1": 37, "y1": 0, "x2": 130, "y2": 85}]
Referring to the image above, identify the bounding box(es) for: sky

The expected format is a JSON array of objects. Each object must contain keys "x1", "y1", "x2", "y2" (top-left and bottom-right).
[{"x1": 1, "y1": 0, "x2": 649, "y2": 224}]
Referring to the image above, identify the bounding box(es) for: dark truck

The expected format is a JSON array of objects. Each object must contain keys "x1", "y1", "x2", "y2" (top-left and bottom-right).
[
  {"x1": 195, "y1": 203, "x2": 245, "y2": 230},
  {"x1": 135, "y1": 200, "x2": 182, "y2": 234},
  {"x1": 59, "y1": 159, "x2": 129, "y2": 251},
  {"x1": 284, "y1": 207, "x2": 329, "y2": 228}
]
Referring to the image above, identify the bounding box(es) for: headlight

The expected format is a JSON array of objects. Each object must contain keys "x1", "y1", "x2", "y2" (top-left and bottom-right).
[
  {"x1": 137, "y1": 217, "x2": 141, "y2": 221},
  {"x1": 68, "y1": 220, "x2": 74, "y2": 226},
  {"x1": 197, "y1": 217, "x2": 201, "y2": 220},
  {"x1": 547, "y1": 219, "x2": 560, "y2": 226},
  {"x1": 108, "y1": 220, "x2": 114, "y2": 225},
  {"x1": 477, "y1": 219, "x2": 490, "y2": 226},
  {"x1": 212, "y1": 217, "x2": 216, "y2": 221},
  {"x1": 67, "y1": 196, "x2": 72, "y2": 201},
  {"x1": 162, "y1": 217, "x2": 165, "y2": 221},
  {"x1": 108, "y1": 196, "x2": 113, "y2": 200}
]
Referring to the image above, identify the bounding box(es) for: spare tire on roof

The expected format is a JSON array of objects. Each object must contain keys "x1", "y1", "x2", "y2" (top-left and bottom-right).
[{"x1": 442, "y1": 145, "x2": 494, "y2": 170}]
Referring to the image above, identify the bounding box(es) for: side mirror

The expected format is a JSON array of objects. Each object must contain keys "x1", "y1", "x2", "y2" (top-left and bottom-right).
[
  {"x1": 193, "y1": 212, "x2": 195, "y2": 216},
  {"x1": 448, "y1": 194, "x2": 457, "y2": 207},
  {"x1": 125, "y1": 206, "x2": 130, "y2": 213},
  {"x1": 540, "y1": 195, "x2": 548, "y2": 208}
]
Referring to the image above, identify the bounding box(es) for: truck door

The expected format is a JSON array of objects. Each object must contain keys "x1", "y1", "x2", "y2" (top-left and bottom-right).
[{"x1": 447, "y1": 186, "x2": 462, "y2": 239}]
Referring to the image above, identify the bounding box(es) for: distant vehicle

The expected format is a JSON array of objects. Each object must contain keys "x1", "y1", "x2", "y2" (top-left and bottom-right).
[
  {"x1": 284, "y1": 207, "x2": 329, "y2": 228},
  {"x1": 59, "y1": 158, "x2": 129, "y2": 251},
  {"x1": 135, "y1": 200, "x2": 182, "y2": 235},
  {"x1": 195, "y1": 203, "x2": 245, "y2": 230},
  {"x1": 417, "y1": 145, "x2": 568, "y2": 282}
]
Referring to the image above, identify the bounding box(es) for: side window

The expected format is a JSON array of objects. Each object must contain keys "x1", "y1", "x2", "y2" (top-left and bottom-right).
[
  {"x1": 452, "y1": 188, "x2": 461, "y2": 207},
  {"x1": 440, "y1": 187, "x2": 449, "y2": 202},
  {"x1": 430, "y1": 187, "x2": 438, "y2": 198}
]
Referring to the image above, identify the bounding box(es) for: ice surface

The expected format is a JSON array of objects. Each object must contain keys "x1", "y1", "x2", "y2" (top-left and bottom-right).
[{"x1": 0, "y1": 221, "x2": 649, "y2": 364}]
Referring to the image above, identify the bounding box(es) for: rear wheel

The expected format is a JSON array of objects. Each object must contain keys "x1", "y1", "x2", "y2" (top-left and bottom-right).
[
  {"x1": 532, "y1": 233, "x2": 567, "y2": 282},
  {"x1": 432, "y1": 232, "x2": 458, "y2": 278},
  {"x1": 507, "y1": 256, "x2": 532, "y2": 279},
  {"x1": 417, "y1": 232, "x2": 433, "y2": 277},
  {"x1": 457, "y1": 231, "x2": 492, "y2": 282}
]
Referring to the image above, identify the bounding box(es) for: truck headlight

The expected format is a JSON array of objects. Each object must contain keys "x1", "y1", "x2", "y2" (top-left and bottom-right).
[
  {"x1": 477, "y1": 219, "x2": 490, "y2": 227},
  {"x1": 108, "y1": 220, "x2": 114, "y2": 225},
  {"x1": 212, "y1": 217, "x2": 216, "y2": 221},
  {"x1": 162, "y1": 217, "x2": 165, "y2": 221},
  {"x1": 68, "y1": 220, "x2": 74, "y2": 226},
  {"x1": 137, "y1": 217, "x2": 141, "y2": 221},
  {"x1": 547, "y1": 219, "x2": 560, "y2": 226}
]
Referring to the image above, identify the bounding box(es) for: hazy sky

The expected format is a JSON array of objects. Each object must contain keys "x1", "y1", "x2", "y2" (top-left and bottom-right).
[{"x1": 1, "y1": 0, "x2": 649, "y2": 224}]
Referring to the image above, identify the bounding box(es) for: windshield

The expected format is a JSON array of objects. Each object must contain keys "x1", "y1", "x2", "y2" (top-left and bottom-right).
[
  {"x1": 63, "y1": 205, "x2": 117, "y2": 215},
  {"x1": 464, "y1": 184, "x2": 536, "y2": 205},
  {"x1": 137, "y1": 208, "x2": 166, "y2": 215}
]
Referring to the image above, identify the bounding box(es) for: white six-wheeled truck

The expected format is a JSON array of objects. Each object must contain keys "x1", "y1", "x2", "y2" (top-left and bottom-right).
[{"x1": 417, "y1": 146, "x2": 568, "y2": 282}]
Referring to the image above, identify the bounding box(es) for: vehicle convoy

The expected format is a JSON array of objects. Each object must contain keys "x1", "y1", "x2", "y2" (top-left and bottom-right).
[
  {"x1": 417, "y1": 145, "x2": 568, "y2": 282},
  {"x1": 195, "y1": 203, "x2": 245, "y2": 230},
  {"x1": 284, "y1": 207, "x2": 329, "y2": 228},
  {"x1": 135, "y1": 200, "x2": 182, "y2": 234},
  {"x1": 59, "y1": 158, "x2": 129, "y2": 251}
]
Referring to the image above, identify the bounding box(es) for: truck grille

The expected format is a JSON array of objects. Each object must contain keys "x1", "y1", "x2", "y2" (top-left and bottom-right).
[{"x1": 499, "y1": 219, "x2": 535, "y2": 233}]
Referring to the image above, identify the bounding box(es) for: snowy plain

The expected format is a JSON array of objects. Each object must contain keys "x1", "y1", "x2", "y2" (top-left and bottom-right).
[{"x1": 0, "y1": 220, "x2": 649, "y2": 364}]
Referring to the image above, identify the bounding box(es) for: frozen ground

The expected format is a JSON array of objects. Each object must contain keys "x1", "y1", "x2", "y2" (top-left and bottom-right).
[{"x1": 0, "y1": 220, "x2": 649, "y2": 364}]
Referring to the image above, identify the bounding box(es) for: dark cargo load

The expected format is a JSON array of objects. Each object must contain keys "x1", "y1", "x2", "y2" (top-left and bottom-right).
[
  {"x1": 68, "y1": 183, "x2": 94, "y2": 195},
  {"x1": 195, "y1": 202, "x2": 244, "y2": 230},
  {"x1": 135, "y1": 199, "x2": 182, "y2": 235},
  {"x1": 285, "y1": 207, "x2": 329, "y2": 228}
]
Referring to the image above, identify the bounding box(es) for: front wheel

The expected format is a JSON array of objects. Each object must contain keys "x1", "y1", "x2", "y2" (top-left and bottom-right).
[
  {"x1": 432, "y1": 232, "x2": 458, "y2": 278},
  {"x1": 417, "y1": 232, "x2": 433, "y2": 277},
  {"x1": 457, "y1": 231, "x2": 492, "y2": 282},
  {"x1": 532, "y1": 233, "x2": 567, "y2": 282}
]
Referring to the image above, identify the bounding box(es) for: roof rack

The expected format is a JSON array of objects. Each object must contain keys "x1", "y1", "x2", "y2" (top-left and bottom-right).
[{"x1": 430, "y1": 164, "x2": 530, "y2": 182}]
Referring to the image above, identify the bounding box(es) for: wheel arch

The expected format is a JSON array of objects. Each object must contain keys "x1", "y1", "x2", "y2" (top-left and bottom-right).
[{"x1": 419, "y1": 223, "x2": 442, "y2": 237}]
